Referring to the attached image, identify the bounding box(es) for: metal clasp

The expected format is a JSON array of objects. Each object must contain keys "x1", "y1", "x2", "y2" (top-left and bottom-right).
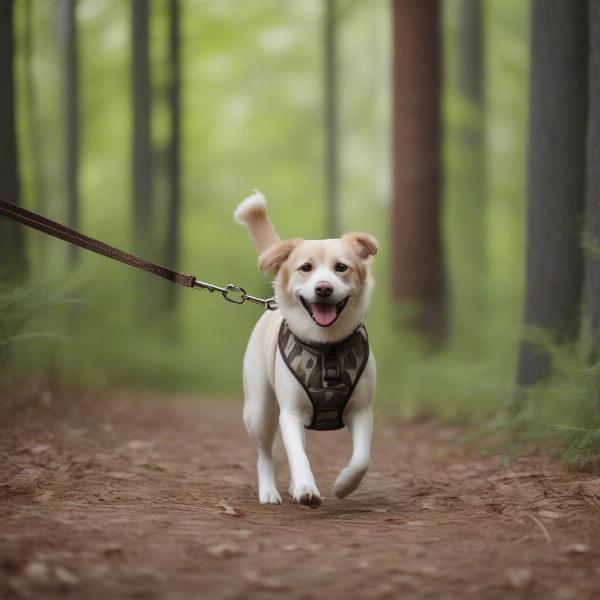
[
  {"x1": 222, "y1": 284, "x2": 245, "y2": 304},
  {"x1": 192, "y1": 279, "x2": 278, "y2": 311}
]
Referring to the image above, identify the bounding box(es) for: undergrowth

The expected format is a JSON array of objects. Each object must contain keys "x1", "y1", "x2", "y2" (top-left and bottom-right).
[
  {"x1": 0, "y1": 284, "x2": 70, "y2": 383},
  {"x1": 507, "y1": 327, "x2": 600, "y2": 472}
]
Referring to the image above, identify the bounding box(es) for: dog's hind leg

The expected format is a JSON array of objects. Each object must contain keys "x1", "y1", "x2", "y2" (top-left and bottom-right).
[
  {"x1": 333, "y1": 407, "x2": 373, "y2": 499},
  {"x1": 243, "y1": 377, "x2": 281, "y2": 505}
]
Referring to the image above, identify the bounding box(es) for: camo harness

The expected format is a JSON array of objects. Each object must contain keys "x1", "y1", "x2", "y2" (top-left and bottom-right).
[{"x1": 278, "y1": 320, "x2": 370, "y2": 431}]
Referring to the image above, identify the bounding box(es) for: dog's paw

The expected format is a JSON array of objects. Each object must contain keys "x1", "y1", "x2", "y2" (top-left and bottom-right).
[
  {"x1": 259, "y1": 488, "x2": 282, "y2": 505},
  {"x1": 333, "y1": 465, "x2": 368, "y2": 499},
  {"x1": 291, "y1": 482, "x2": 322, "y2": 509}
]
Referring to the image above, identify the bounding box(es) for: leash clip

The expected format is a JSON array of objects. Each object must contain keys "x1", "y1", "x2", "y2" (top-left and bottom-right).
[{"x1": 193, "y1": 279, "x2": 278, "y2": 311}]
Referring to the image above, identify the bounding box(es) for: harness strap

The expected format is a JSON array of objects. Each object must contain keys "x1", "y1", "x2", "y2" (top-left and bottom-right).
[
  {"x1": 278, "y1": 320, "x2": 370, "y2": 431},
  {"x1": 0, "y1": 197, "x2": 195, "y2": 287}
]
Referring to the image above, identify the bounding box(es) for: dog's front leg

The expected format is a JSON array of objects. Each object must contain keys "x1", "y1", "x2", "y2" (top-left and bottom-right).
[
  {"x1": 279, "y1": 411, "x2": 322, "y2": 508},
  {"x1": 333, "y1": 407, "x2": 373, "y2": 499}
]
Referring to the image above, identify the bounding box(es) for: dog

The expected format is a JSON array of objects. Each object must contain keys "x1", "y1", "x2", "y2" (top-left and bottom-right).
[{"x1": 235, "y1": 191, "x2": 378, "y2": 508}]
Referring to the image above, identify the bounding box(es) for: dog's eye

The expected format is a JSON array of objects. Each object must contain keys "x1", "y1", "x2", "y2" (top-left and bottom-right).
[
  {"x1": 299, "y1": 263, "x2": 312, "y2": 272},
  {"x1": 335, "y1": 263, "x2": 348, "y2": 273}
]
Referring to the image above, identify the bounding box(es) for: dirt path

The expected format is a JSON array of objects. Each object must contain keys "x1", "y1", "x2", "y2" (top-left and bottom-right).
[{"x1": 1, "y1": 391, "x2": 600, "y2": 599}]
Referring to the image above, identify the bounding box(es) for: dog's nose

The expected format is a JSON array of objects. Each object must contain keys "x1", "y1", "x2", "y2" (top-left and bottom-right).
[{"x1": 315, "y1": 281, "x2": 333, "y2": 298}]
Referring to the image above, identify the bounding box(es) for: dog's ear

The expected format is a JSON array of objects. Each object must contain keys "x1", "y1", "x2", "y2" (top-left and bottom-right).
[
  {"x1": 341, "y1": 232, "x2": 378, "y2": 259},
  {"x1": 258, "y1": 238, "x2": 302, "y2": 273}
]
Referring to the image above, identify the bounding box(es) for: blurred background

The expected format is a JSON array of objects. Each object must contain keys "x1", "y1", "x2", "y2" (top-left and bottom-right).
[{"x1": 2, "y1": 1, "x2": 532, "y2": 425}]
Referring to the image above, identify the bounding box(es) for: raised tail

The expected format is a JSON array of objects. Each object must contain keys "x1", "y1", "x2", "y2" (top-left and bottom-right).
[{"x1": 234, "y1": 191, "x2": 281, "y2": 253}]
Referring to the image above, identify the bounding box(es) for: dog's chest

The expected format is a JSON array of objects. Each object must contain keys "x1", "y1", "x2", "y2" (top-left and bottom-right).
[{"x1": 277, "y1": 321, "x2": 369, "y2": 431}]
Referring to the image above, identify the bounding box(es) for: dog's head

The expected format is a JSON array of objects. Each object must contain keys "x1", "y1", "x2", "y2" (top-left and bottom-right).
[{"x1": 259, "y1": 232, "x2": 378, "y2": 343}]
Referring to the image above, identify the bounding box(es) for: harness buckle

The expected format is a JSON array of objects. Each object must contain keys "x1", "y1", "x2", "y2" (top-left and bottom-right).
[{"x1": 323, "y1": 354, "x2": 341, "y2": 383}]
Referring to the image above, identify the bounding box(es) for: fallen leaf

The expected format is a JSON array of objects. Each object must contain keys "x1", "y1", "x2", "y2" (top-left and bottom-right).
[
  {"x1": 125, "y1": 440, "x2": 154, "y2": 451},
  {"x1": 565, "y1": 543, "x2": 590, "y2": 555},
  {"x1": 206, "y1": 543, "x2": 239, "y2": 558},
  {"x1": 133, "y1": 459, "x2": 169, "y2": 472},
  {"x1": 538, "y1": 510, "x2": 562, "y2": 520},
  {"x1": 233, "y1": 529, "x2": 254, "y2": 539},
  {"x1": 215, "y1": 499, "x2": 242, "y2": 517},
  {"x1": 23, "y1": 561, "x2": 50, "y2": 583},
  {"x1": 243, "y1": 570, "x2": 286, "y2": 590},
  {"x1": 107, "y1": 471, "x2": 138, "y2": 481},
  {"x1": 30, "y1": 443, "x2": 51, "y2": 455},
  {"x1": 54, "y1": 566, "x2": 78, "y2": 586},
  {"x1": 505, "y1": 567, "x2": 532, "y2": 589},
  {"x1": 4, "y1": 467, "x2": 42, "y2": 494},
  {"x1": 34, "y1": 490, "x2": 54, "y2": 503}
]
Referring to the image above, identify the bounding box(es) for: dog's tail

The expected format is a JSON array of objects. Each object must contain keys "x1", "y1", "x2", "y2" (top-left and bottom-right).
[{"x1": 234, "y1": 191, "x2": 281, "y2": 253}]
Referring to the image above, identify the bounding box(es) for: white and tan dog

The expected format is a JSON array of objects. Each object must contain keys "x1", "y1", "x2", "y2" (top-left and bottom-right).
[{"x1": 235, "y1": 192, "x2": 377, "y2": 508}]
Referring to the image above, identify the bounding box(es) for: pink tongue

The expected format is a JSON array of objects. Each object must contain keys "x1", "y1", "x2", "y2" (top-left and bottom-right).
[{"x1": 312, "y1": 303, "x2": 337, "y2": 326}]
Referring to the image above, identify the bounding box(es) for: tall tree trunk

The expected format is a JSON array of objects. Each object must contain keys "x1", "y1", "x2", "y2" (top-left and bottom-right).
[
  {"x1": 586, "y1": 1, "x2": 600, "y2": 358},
  {"x1": 62, "y1": 0, "x2": 79, "y2": 265},
  {"x1": 164, "y1": 0, "x2": 181, "y2": 311},
  {"x1": 457, "y1": 0, "x2": 483, "y2": 107},
  {"x1": 24, "y1": 0, "x2": 47, "y2": 222},
  {"x1": 453, "y1": 0, "x2": 486, "y2": 341},
  {"x1": 391, "y1": 0, "x2": 445, "y2": 344},
  {"x1": 516, "y1": 0, "x2": 588, "y2": 389},
  {"x1": 324, "y1": 0, "x2": 339, "y2": 238},
  {"x1": 0, "y1": 0, "x2": 27, "y2": 284},
  {"x1": 131, "y1": 0, "x2": 153, "y2": 256}
]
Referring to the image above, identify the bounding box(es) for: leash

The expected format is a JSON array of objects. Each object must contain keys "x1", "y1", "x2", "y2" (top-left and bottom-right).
[{"x1": 0, "y1": 198, "x2": 278, "y2": 311}]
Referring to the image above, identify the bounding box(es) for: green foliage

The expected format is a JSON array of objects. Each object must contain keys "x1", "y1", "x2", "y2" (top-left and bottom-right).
[
  {"x1": 0, "y1": 284, "x2": 68, "y2": 377},
  {"x1": 504, "y1": 327, "x2": 600, "y2": 471}
]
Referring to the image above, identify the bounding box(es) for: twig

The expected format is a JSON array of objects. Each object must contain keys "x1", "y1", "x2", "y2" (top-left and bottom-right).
[{"x1": 522, "y1": 511, "x2": 551, "y2": 545}]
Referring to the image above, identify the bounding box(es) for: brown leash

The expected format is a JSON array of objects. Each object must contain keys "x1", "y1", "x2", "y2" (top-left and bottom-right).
[{"x1": 0, "y1": 198, "x2": 277, "y2": 311}]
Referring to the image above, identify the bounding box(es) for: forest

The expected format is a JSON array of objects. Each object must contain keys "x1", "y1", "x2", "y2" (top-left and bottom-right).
[{"x1": 2, "y1": 1, "x2": 600, "y2": 599}]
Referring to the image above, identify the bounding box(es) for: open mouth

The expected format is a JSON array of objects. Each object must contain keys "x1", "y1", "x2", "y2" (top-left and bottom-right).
[{"x1": 300, "y1": 296, "x2": 349, "y2": 327}]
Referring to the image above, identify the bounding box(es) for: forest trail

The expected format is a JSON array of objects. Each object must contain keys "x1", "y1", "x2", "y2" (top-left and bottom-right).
[{"x1": 1, "y1": 391, "x2": 600, "y2": 600}]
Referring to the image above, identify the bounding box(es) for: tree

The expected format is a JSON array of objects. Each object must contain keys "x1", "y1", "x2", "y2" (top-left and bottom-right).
[
  {"x1": 586, "y1": 1, "x2": 600, "y2": 359},
  {"x1": 0, "y1": 0, "x2": 28, "y2": 284},
  {"x1": 24, "y1": 0, "x2": 47, "y2": 223},
  {"x1": 516, "y1": 0, "x2": 588, "y2": 388},
  {"x1": 391, "y1": 0, "x2": 446, "y2": 344},
  {"x1": 131, "y1": 0, "x2": 154, "y2": 256},
  {"x1": 164, "y1": 0, "x2": 181, "y2": 311},
  {"x1": 453, "y1": 0, "x2": 486, "y2": 342},
  {"x1": 324, "y1": 0, "x2": 339, "y2": 238},
  {"x1": 61, "y1": 0, "x2": 80, "y2": 265},
  {"x1": 457, "y1": 0, "x2": 484, "y2": 108}
]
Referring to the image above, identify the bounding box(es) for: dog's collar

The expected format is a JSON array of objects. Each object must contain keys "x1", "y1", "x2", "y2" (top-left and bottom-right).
[{"x1": 278, "y1": 319, "x2": 369, "y2": 431}]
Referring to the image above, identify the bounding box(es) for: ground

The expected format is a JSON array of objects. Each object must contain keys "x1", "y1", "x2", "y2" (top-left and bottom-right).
[{"x1": 1, "y1": 390, "x2": 600, "y2": 599}]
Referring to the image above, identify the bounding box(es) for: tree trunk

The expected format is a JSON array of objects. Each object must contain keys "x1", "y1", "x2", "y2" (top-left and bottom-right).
[
  {"x1": 453, "y1": 0, "x2": 486, "y2": 341},
  {"x1": 586, "y1": 1, "x2": 600, "y2": 358},
  {"x1": 391, "y1": 0, "x2": 445, "y2": 344},
  {"x1": 62, "y1": 0, "x2": 80, "y2": 265},
  {"x1": 324, "y1": 0, "x2": 339, "y2": 238},
  {"x1": 164, "y1": 0, "x2": 181, "y2": 311},
  {"x1": 0, "y1": 0, "x2": 27, "y2": 284},
  {"x1": 131, "y1": 0, "x2": 153, "y2": 256},
  {"x1": 457, "y1": 0, "x2": 483, "y2": 107},
  {"x1": 24, "y1": 0, "x2": 47, "y2": 223},
  {"x1": 516, "y1": 0, "x2": 588, "y2": 388}
]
